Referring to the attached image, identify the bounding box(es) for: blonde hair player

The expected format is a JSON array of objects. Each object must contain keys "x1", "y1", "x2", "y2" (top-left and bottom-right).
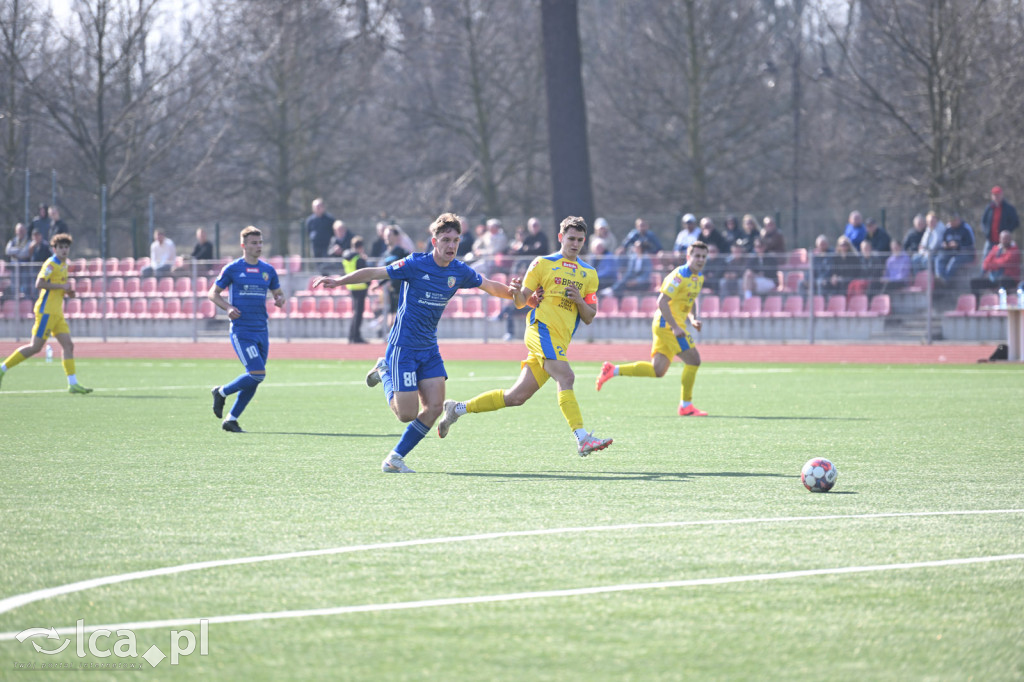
[
  {"x1": 437, "y1": 216, "x2": 613, "y2": 457},
  {"x1": 596, "y1": 240, "x2": 709, "y2": 416},
  {"x1": 0, "y1": 233, "x2": 93, "y2": 394}
]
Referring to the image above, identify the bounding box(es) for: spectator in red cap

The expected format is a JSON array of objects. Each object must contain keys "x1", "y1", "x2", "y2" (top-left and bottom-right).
[{"x1": 980, "y1": 186, "x2": 1019, "y2": 260}]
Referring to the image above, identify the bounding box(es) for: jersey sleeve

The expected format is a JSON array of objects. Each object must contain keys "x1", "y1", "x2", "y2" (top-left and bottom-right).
[
  {"x1": 523, "y1": 257, "x2": 544, "y2": 291},
  {"x1": 460, "y1": 263, "x2": 483, "y2": 289},
  {"x1": 268, "y1": 266, "x2": 281, "y2": 290},
  {"x1": 385, "y1": 256, "x2": 413, "y2": 281},
  {"x1": 215, "y1": 263, "x2": 233, "y2": 289}
]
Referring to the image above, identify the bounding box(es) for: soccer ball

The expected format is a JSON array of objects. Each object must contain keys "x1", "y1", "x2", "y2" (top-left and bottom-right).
[{"x1": 801, "y1": 458, "x2": 838, "y2": 492}]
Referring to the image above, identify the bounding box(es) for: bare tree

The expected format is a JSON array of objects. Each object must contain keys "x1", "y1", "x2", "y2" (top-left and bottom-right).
[{"x1": 0, "y1": 0, "x2": 46, "y2": 230}]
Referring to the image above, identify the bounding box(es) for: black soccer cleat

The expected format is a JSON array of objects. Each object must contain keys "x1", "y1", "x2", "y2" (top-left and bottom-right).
[
  {"x1": 211, "y1": 386, "x2": 225, "y2": 419},
  {"x1": 221, "y1": 420, "x2": 243, "y2": 433}
]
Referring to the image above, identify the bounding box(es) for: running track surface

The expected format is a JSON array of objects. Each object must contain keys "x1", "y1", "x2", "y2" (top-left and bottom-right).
[{"x1": 56, "y1": 339, "x2": 1000, "y2": 364}]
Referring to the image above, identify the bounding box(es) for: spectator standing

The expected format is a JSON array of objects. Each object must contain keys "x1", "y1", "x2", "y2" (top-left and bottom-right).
[
  {"x1": 980, "y1": 186, "x2": 1019, "y2": 259},
  {"x1": 141, "y1": 229, "x2": 176, "y2": 278},
  {"x1": 698, "y1": 217, "x2": 730, "y2": 254},
  {"x1": 737, "y1": 214, "x2": 759, "y2": 251},
  {"x1": 327, "y1": 220, "x2": 353, "y2": 258},
  {"x1": 620, "y1": 218, "x2": 664, "y2": 255},
  {"x1": 47, "y1": 207, "x2": 68, "y2": 236},
  {"x1": 342, "y1": 236, "x2": 369, "y2": 344},
  {"x1": 809, "y1": 235, "x2": 833, "y2": 294},
  {"x1": 903, "y1": 214, "x2": 927, "y2": 254},
  {"x1": 913, "y1": 211, "x2": 946, "y2": 273},
  {"x1": 5, "y1": 222, "x2": 32, "y2": 296},
  {"x1": 722, "y1": 215, "x2": 744, "y2": 246},
  {"x1": 191, "y1": 228, "x2": 214, "y2": 261},
  {"x1": 28, "y1": 229, "x2": 52, "y2": 264},
  {"x1": 369, "y1": 222, "x2": 389, "y2": 260},
  {"x1": 305, "y1": 198, "x2": 334, "y2": 259},
  {"x1": 864, "y1": 217, "x2": 891, "y2": 253},
  {"x1": 935, "y1": 213, "x2": 975, "y2": 284},
  {"x1": 593, "y1": 217, "x2": 618, "y2": 253},
  {"x1": 971, "y1": 230, "x2": 1021, "y2": 293},
  {"x1": 470, "y1": 218, "x2": 509, "y2": 275},
  {"x1": 844, "y1": 211, "x2": 867, "y2": 251},
  {"x1": 673, "y1": 214, "x2": 700, "y2": 254},
  {"x1": 760, "y1": 215, "x2": 785, "y2": 253},
  {"x1": 30, "y1": 204, "x2": 49, "y2": 241}
]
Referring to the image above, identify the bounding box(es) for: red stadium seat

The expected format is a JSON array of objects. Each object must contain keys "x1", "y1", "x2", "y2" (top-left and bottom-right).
[
  {"x1": 80, "y1": 298, "x2": 100, "y2": 319},
  {"x1": 1, "y1": 300, "x2": 17, "y2": 319},
  {"x1": 637, "y1": 295, "x2": 659, "y2": 318},
  {"x1": 140, "y1": 277, "x2": 158, "y2": 296},
  {"x1": 73, "y1": 278, "x2": 92, "y2": 297},
  {"x1": 454, "y1": 296, "x2": 482, "y2": 318},
  {"x1": 198, "y1": 300, "x2": 216, "y2": 318},
  {"x1": 139, "y1": 298, "x2": 163, "y2": 319},
  {"x1": 157, "y1": 277, "x2": 175, "y2": 297},
  {"x1": 287, "y1": 255, "x2": 303, "y2": 273},
  {"x1": 737, "y1": 295, "x2": 761, "y2": 318},
  {"x1": 316, "y1": 297, "x2": 337, "y2": 318},
  {"x1": 699, "y1": 295, "x2": 720, "y2": 318},
  {"x1": 905, "y1": 269, "x2": 931, "y2": 293},
  {"x1": 86, "y1": 258, "x2": 104, "y2": 276},
  {"x1": 869, "y1": 294, "x2": 891, "y2": 316},
  {"x1": 119, "y1": 257, "x2": 137, "y2": 276},
  {"x1": 64, "y1": 298, "x2": 82, "y2": 318},
  {"x1": 945, "y1": 294, "x2": 976, "y2": 317},
  {"x1": 598, "y1": 295, "x2": 620, "y2": 316},
  {"x1": 107, "y1": 277, "x2": 126, "y2": 297},
  {"x1": 783, "y1": 295, "x2": 805, "y2": 317},
  {"x1": 618, "y1": 296, "x2": 639, "y2": 317},
  {"x1": 783, "y1": 271, "x2": 804, "y2": 293},
  {"x1": 164, "y1": 298, "x2": 182, "y2": 318},
  {"x1": 762, "y1": 295, "x2": 785, "y2": 317},
  {"x1": 844, "y1": 294, "x2": 869, "y2": 317},
  {"x1": 976, "y1": 293, "x2": 1001, "y2": 317},
  {"x1": 174, "y1": 277, "x2": 192, "y2": 296},
  {"x1": 113, "y1": 299, "x2": 131, "y2": 317},
  {"x1": 719, "y1": 296, "x2": 741, "y2": 317}
]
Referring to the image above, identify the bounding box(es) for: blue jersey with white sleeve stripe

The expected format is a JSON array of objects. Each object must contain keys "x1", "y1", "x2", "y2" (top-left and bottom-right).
[
  {"x1": 215, "y1": 258, "x2": 281, "y2": 334},
  {"x1": 385, "y1": 251, "x2": 483, "y2": 349}
]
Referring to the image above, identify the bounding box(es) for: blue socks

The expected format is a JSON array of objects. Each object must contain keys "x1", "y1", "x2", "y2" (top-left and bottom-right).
[
  {"x1": 223, "y1": 373, "x2": 263, "y2": 419},
  {"x1": 394, "y1": 419, "x2": 429, "y2": 457}
]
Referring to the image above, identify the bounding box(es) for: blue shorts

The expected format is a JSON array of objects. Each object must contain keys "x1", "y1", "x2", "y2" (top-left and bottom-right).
[
  {"x1": 381, "y1": 345, "x2": 447, "y2": 400},
  {"x1": 231, "y1": 330, "x2": 269, "y2": 374}
]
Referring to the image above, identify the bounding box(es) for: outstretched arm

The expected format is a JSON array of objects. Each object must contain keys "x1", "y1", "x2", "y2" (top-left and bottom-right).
[{"x1": 313, "y1": 266, "x2": 389, "y2": 290}]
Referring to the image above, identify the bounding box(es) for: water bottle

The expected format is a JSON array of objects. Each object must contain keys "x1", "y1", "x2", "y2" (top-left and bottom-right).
[
  {"x1": 45, "y1": 343, "x2": 54, "y2": 363},
  {"x1": 998, "y1": 288, "x2": 1007, "y2": 309},
  {"x1": 1017, "y1": 286, "x2": 1024, "y2": 309}
]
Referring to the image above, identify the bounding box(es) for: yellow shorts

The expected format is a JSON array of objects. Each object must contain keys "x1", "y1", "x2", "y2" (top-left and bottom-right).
[
  {"x1": 521, "y1": 321, "x2": 572, "y2": 388},
  {"x1": 651, "y1": 319, "x2": 694, "y2": 359},
  {"x1": 31, "y1": 312, "x2": 70, "y2": 340}
]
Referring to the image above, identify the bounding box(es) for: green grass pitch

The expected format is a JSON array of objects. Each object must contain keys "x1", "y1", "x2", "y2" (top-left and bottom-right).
[{"x1": 1, "y1": 358, "x2": 1023, "y2": 680}]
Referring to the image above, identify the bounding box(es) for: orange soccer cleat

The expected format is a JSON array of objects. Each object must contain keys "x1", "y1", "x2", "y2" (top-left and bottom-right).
[
  {"x1": 595, "y1": 362, "x2": 616, "y2": 391},
  {"x1": 678, "y1": 404, "x2": 708, "y2": 417}
]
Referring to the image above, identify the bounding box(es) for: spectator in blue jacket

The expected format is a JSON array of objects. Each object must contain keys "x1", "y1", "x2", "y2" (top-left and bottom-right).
[{"x1": 844, "y1": 210, "x2": 866, "y2": 251}]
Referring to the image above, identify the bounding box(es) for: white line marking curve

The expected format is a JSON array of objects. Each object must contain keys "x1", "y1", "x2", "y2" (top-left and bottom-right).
[{"x1": 0, "y1": 509, "x2": 1021, "y2": 619}]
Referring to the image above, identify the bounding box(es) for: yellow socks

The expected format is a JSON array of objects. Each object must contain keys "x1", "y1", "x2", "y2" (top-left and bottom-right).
[
  {"x1": 681, "y1": 364, "x2": 699, "y2": 402},
  {"x1": 2, "y1": 350, "x2": 26, "y2": 370},
  {"x1": 618, "y1": 361, "x2": 657, "y2": 377},
  {"x1": 558, "y1": 390, "x2": 584, "y2": 431},
  {"x1": 466, "y1": 389, "x2": 506, "y2": 414},
  {"x1": 62, "y1": 358, "x2": 76, "y2": 376}
]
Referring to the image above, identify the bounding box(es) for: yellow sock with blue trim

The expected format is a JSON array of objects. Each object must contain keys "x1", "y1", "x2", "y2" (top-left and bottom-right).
[
  {"x1": 558, "y1": 390, "x2": 584, "y2": 431},
  {"x1": 618, "y1": 361, "x2": 657, "y2": 377},
  {"x1": 2, "y1": 350, "x2": 26, "y2": 371},
  {"x1": 681, "y1": 364, "x2": 699, "y2": 403},
  {"x1": 62, "y1": 358, "x2": 76, "y2": 377},
  {"x1": 466, "y1": 389, "x2": 506, "y2": 414}
]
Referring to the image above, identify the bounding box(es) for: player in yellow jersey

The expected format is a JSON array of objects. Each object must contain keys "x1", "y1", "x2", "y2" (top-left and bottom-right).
[
  {"x1": 437, "y1": 216, "x2": 613, "y2": 456},
  {"x1": 0, "y1": 233, "x2": 93, "y2": 394},
  {"x1": 596, "y1": 241, "x2": 708, "y2": 416}
]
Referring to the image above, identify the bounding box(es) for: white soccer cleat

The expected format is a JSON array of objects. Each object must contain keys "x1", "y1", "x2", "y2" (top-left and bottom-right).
[
  {"x1": 437, "y1": 399, "x2": 461, "y2": 439},
  {"x1": 381, "y1": 453, "x2": 415, "y2": 473},
  {"x1": 366, "y1": 357, "x2": 386, "y2": 388},
  {"x1": 578, "y1": 432, "x2": 613, "y2": 457}
]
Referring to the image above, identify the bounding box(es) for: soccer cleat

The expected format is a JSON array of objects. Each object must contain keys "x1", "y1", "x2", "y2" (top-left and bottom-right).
[
  {"x1": 381, "y1": 453, "x2": 415, "y2": 473},
  {"x1": 578, "y1": 432, "x2": 613, "y2": 457},
  {"x1": 211, "y1": 386, "x2": 225, "y2": 419},
  {"x1": 365, "y1": 357, "x2": 386, "y2": 388},
  {"x1": 595, "y1": 361, "x2": 615, "y2": 391},
  {"x1": 221, "y1": 419, "x2": 244, "y2": 432},
  {"x1": 678, "y1": 404, "x2": 708, "y2": 417},
  {"x1": 437, "y1": 399, "x2": 460, "y2": 439},
  {"x1": 68, "y1": 384, "x2": 93, "y2": 394}
]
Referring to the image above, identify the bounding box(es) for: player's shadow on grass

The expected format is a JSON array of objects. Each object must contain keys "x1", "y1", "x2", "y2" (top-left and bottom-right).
[
  {"x1": 447, "y1": 470, "x2": 790, "y2": 482},
  {"x1": 706, "y1": 415, "x2": 869, "y2": 421},
  {"x1": 88, "y1": 394, "x2": 189, "y2": 400}
]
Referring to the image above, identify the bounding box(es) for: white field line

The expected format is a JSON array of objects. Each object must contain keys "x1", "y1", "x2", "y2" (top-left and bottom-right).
[
  {"x1": 1, "y1": 509, "x2": 1021, "y2": 620},
  {"x1": 3, "y1": 553, "x2": 1022, "y2": 640}
]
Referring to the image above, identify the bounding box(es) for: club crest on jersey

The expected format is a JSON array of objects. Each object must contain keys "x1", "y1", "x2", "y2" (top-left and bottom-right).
[
  {"x1": 447, "y1": 276, "x2": 456, "y2": 288},
  {"x1": 262, "y1": 272, "x2": 270, "y2": 281}
]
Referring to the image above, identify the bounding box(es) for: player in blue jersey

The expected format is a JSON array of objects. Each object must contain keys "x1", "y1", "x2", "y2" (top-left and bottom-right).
[
  {"x1": 312, "y1": 212, "x2": 520, "y2": 473},
  {"x1": 208, "y1": 226, "x2": 286, "y2": 432}
]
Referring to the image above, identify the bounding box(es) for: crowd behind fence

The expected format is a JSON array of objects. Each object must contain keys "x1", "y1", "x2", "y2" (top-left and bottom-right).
[{"x1": 0, "y1": 250, "x2": 1019, "y2": 345}]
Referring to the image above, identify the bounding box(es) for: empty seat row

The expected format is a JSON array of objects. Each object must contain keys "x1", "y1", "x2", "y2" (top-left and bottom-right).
[
  {"x1": 69, "y1": 276, "x2": 210, "y2": 298},
  {"x1": 944, "y1": 293, "x2": 1018, "y2": 317},
  {"x1": 699, "y1": 294, "x2": 891, "y2": 318}
]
